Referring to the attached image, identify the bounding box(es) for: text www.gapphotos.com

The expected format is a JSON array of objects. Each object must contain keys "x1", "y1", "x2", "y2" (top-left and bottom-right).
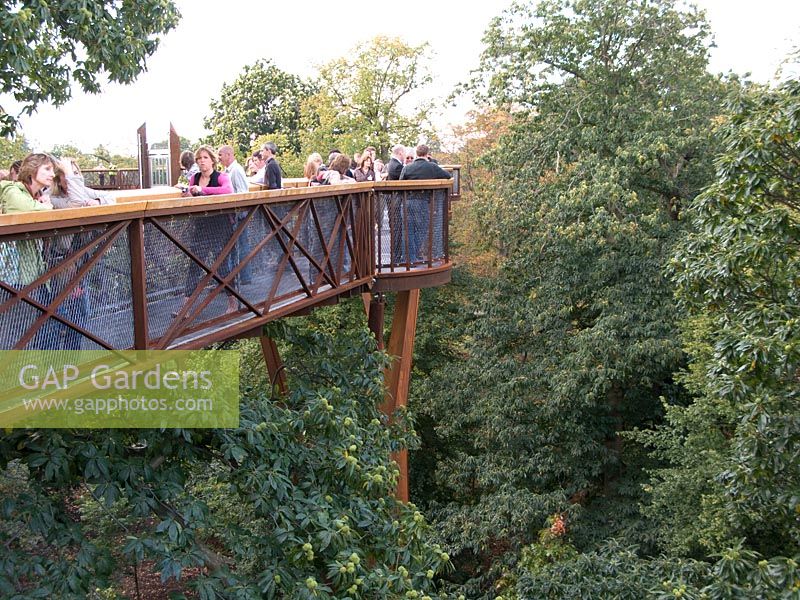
[{"x1": 21, "y1": 395, "x2": 213, "y2": 415}]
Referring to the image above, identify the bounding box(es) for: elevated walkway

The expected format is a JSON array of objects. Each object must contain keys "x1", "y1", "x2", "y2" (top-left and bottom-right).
[{"x1": 0, "y1": 178, "x2": 456, "y2": 350}]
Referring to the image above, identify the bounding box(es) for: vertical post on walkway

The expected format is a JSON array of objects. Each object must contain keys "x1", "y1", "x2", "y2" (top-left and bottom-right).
[
  {"x1": 137, "y1": 123, "x2": 150, "y2": 189},
  {"x1": 260, "y1": 335, "x2": 287, "y2": 396},
  {"x1": 169, "y1": 123, "x2": 181, "y2": 186},
  {"x1": 364, "y1": 293, "x2": 385, "y2": 351},
  {"x1": 382, "y1": 289, "x2": 420, "y2": 502},
  {"x1": 129, "y1": 219, "x2": 149, "y2": 349}
]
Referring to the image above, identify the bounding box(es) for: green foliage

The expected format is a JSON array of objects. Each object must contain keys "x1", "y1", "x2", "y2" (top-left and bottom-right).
[
  {"x1": 151, "y1": 135, "x2": 194, "y2": 152},
  {"x1": 411, "y1": 0, "x2": 732, "y2": 596},
  {"x1": 203, "y1": 59, "x2": 312, "y2": 157},
  {"x1": 506, "y1": 539, "x2": 800, "y2": 600},
  {"x1": 0, "y1": 0, "x2": 179, "y2": 135},
  {"x1": 44, "y1": 143, "x2": 137, "y2": 170},
  {"x1": 300, "y1": 36, "x2": 435, "y2": 160},
  {"x1": 637, "y1": 78, "x2": 800, "y2": 559},
  {"x1": 0, "y1": 134, "x2": 30, "y2": 166},
  {"x1": 0, "y1": 306, "x2": 452, "y2": 598}
]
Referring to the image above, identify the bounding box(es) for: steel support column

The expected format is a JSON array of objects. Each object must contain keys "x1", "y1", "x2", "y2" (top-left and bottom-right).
[
  {"x1": 364, "y1": 293, "x2": 385, "y2": 350},
  {"x1": 382, "y1": 288, "x2": 420, "y2": 502},
  {"x1": 128, "y1": 219, "x2": 149, "y2": 349},
  {"x1": 260, "y1": 335, "x2": 287, "y2": 397}
]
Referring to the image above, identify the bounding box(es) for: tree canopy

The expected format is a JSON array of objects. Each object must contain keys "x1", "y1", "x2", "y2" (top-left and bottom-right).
[
  {"x1": 203, "y1": 59, "x2": 312, "y2": 157},
  {"x1": 0, "y1": 309, "x2": 454, "y2": 598},
  {"x1": 409, "y1": 0, "x2": 742, "y2": 596},
  {"x1": 0, "y1": 133, "x2": 30, "y2": 166},
  {"x1": 300, "y1": 36, "x2": 435, "y2": 160},
  {"x1": 0, "y1": 0, "x2": 180, "y2": 136}
]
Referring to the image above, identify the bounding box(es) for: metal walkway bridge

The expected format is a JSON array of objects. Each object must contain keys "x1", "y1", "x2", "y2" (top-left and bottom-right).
[
  {"x1": 0, "y1": 175, "x2": 458, "y2": 500},
  {"x1": 0, "y1": 178, "x2": 456, "y2": 351}
]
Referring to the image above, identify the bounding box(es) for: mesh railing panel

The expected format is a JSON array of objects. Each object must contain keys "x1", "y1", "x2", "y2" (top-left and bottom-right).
[
  {"x1": 0, "y1": 226, "x2": 133, "y2": 349},
  {"x1": 144, "y1": 212, "x2": 244, "y2": 340},
  {"x1": 375, "y1": 189, "x2": 448, "y2": 271},
  {"x1": 142, "y1": 199, "x2": 355, "y2": 344},
  {"x1": 263, "y1": 201, "x2": 304, "y2": 305},
  {"x1": 309, "y1": 195, "x2": 354, "y2": 285}
]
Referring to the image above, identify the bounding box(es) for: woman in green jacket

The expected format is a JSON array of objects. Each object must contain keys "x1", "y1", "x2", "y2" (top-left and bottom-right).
[
  {"x1": 0, "y1": 153, "x2": 55, "y2": 279},
  {"x1": 0, "y1": 153, "x2": 57, "y2": 348}
]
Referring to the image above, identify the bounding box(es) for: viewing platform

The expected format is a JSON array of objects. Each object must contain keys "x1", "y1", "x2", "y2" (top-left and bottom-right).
[{"x1": 0, "y1": 175, "x2": 458, "y2": 351}]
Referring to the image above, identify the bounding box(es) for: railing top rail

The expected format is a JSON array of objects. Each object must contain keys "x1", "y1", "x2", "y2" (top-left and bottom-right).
[{"x1": 0, "y1": 179, "x2": 454, "y2": 231}]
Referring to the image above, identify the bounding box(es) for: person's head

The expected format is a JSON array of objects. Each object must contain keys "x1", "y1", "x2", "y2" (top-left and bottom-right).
[
  {"x1": 374, "y1": 158, "x2": 385, "y2": 172},
  {"x1": 304, "y1": 152, "x2": 323, "y2": 179},
  {"x1": 358, "y1": 154, "x2": 373, "y2": 171},
  {"x1": 180, "y1": 150, "x2": 196, "y2": 172},
  {"x1": 17, "y1": 153, "x2": 57, "y2": 195},
  {"x1": 51, "y1": 158, "x2": 74, "y2": 197},
  {"x1": 262, "y1": 141, "x2": 278, "y2": 159},
  {"x1": 405, "y1": 152, "x2": 414, "y2": 164},
  {"x1": 364, "y1": 146, "x2": 376, "y2": 161},
  {"x1": 327, "y1": 151, "x2": 341, "y2": 166},
  {"x1": 329, "y1": 153, "x2": 351, "y2": 176},
  {"x1": 194, "y1": 145, "x2": 218, "y2": 173},
  {"x1": 218, "y1": 145, "x2": 235, "y2": 168},
  {"x1": 415, "y1": 144, "x2": 430, "y2": 160},
  {"x1": 391, "y1": 144, "x2": 406, "y2": 161},
  {"x1": 251, "y1": 150, "x2": 265, "y2": 169},
  {"x1": 9, "y1": 160, "x2": 22, "y2": 181}
]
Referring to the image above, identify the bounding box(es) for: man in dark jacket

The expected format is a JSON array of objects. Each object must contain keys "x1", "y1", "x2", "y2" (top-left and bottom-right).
[
  {"x1": 398, "y1": 144, "x2": 452, "y2": 181},
  {"x1": 262, "y1": 141, "x2": 282, "y2": 189},
  {"x1": 396, "y1": 144, "x2": 451, "y2": 264},
  {"x1": 385, "y1": 144, "x2": 407, "y2": 264},
  {"x1": 387, "y1": 144, "x2": 406, "y2": 181}
]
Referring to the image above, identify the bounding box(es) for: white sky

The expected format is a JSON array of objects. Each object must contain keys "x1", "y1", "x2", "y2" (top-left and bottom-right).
[{"x1": 5, "y1": 0, "x2": 799, "y2": 155}]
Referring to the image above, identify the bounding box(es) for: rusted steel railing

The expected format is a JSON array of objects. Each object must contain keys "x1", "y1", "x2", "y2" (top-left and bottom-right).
[
  {"x1": 0, "y1": 180, "x2": 452, "y2": 350},
  {"x1": 82, "y1": 168, "x2": 140, "y2": 190}
]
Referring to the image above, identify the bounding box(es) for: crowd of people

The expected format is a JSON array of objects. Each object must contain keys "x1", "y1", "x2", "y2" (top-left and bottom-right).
[
  {"x1": 299, "y1": 143, "x2": 452, "y2": 186},
  {"x1": 176, "y1": 140, "x2": 452, "y2": 194},
  {"x1": 1, "y1": 140, "x2": 450, "y2": 207}
]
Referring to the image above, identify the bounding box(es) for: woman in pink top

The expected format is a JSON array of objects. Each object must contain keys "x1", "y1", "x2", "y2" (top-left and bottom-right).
[
  {"x1": 177, "y1": 145, "x2": 237, "y2": 318},
  {"x1": 185, "y1": 145, "x2": 233, "y2": 196}
]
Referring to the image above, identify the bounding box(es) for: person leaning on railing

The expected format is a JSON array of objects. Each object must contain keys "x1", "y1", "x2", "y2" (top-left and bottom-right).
[
  {"x1": 321, "y1": 154, "x2": 355, "y2": 185},
  {"x1": 0, "y1": 153, "x2": 55, "y2": 283},
  {"x1": 175, "y1": 145, "x2": 238, "y2": 317},
  {"x1": 50, "y1": 158, "x2": 116, "y2": 208},
  {"x1": 0, "y1": 153, "x2": 62, "y2": 348},
  {"x1": 184, "y1": 145, "x2": 234, "y2": 197}
]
